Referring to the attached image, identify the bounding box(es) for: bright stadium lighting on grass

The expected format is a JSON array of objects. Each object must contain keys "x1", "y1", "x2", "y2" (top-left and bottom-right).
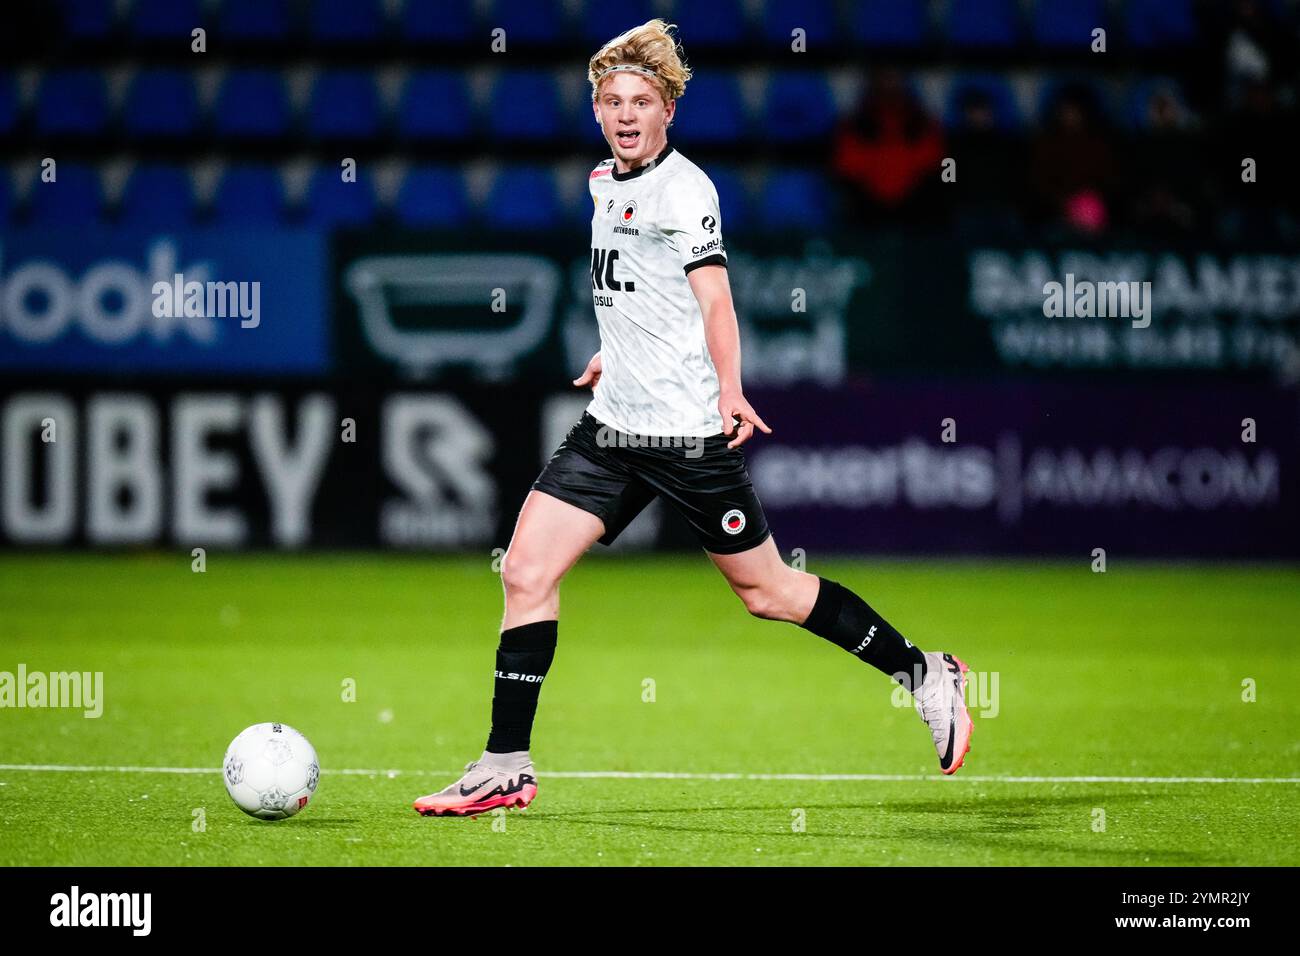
[{"x1": 222, "y1": 722, "x2": 320, "y2": 821}]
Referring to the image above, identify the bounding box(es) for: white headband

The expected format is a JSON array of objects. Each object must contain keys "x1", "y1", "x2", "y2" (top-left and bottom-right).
[{"x1": 595, "y1": 63, "x2": 659, "y2": 85}]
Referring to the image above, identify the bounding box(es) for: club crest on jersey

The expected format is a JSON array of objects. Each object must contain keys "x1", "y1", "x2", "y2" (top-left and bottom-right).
[
  {"x1": 721, "y1": 509, "x2": 746, "y2": 535},
  {"x1": 613, "y1": 200, "x2": 639, "y2": 236}
]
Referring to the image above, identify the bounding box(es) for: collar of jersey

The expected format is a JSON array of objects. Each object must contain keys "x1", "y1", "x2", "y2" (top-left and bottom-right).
[{"x1": 610, "y1": 144, "x2": 676, "y2": 182}]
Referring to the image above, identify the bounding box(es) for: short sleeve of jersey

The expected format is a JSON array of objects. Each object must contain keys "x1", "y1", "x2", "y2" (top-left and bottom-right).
[
  {"x1": 660, "y1": 174, "x2": 727, "y2": 274},
  {"x1": 589, "y1": 160, "x2": 613, "y2": 208}
]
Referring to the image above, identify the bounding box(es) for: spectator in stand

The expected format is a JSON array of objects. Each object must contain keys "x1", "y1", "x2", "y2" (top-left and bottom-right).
[
  {"x1": 1030, "y1": 83, "x2": 1116, "y2": 237},
  {"x1": 1215, "y1": 78, "x2": 1299, "y2": 241},
  {"x1": 1222, "y1": 0, "x2": 1299, "y2": 97},
  {"x1": 831, "y1": 69, "x2": 946, "y2": 226},
  {"x1": 947, "y1": 86, "x2": 1026, "y2": 238},
  {"x1": 1129, "y1": 84, "x2": 1203, "y2": 238}
]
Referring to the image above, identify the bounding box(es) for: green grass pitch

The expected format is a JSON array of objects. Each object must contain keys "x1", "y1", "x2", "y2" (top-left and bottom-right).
[{"x1": 1, "y1": 553, "x2": 1297, "y2": 866}]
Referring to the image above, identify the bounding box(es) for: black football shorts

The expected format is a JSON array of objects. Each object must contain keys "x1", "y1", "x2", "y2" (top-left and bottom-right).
[{"x1": 532, "y1": 411, "x2": 772, "y2": 555}]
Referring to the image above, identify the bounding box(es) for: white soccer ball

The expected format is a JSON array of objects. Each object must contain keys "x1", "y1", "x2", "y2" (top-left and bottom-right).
[{"x1": 222, "y1": 722, "x2": 320, "y2": 820}]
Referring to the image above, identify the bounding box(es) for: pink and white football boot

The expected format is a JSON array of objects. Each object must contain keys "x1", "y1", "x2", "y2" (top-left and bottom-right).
[
  {"x1": 912, "y1": 652, "x2": 974, "y2": 775},
  {"x1": 413, "y1": 756, "x2": 537, "y2": 817}
]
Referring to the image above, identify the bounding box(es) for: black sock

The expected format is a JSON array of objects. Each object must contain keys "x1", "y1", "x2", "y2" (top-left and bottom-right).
[
  {"x1": 485, "y1": 620, "x2": 557, "y2": 753},
  {"x1": 800, "y1": 577, "x2": 927, "y2": 692}
]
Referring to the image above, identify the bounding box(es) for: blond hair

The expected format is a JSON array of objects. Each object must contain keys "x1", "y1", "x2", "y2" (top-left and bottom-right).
[{"x1": 588, "y1": 19, "x2": 691, "y2": 104}]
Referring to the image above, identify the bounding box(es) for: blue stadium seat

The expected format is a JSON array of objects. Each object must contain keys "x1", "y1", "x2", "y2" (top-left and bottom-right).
[
  {"x1": 1036, "y1": 78, "x2": 1113, "y2": 127},
  {"x1": 580, "y1": 0, "x2": 654, "y2": 46},
  {"x1": 59, "y1": 0, "x2": 115, "y2": 39},
  {"x1": 37, "y1": 70, "x2": 108, "y2": 134},
  {"x1": 310, "y1": 71, "x2": 382, "y2": 139},
  {"x1": 487, "y1": 71, "x2": 561, "y2": 141},
  {"x1": 396, "y1": 166, "x2": 472, "y2": 227},
  {"x1": 402, "y1": 0, "x2": 474, "y2": 43},
  {"x1": 36, "y1": 70, "x2": 109, "y2": 135},
  {"x1": 761, "y1": 0, "x2": 836, "y2": 49},
  {"x1": 399, "y1": 71, "x2": 474, "y2": 141},
  {"x1": 669, "y1": 0, "x2": 748, "y2": 47},
  {"x1": 493, "y1": 0, "x2": 566, "y2": 45},
  {"x1": 218, "y1": 0, "x2": 292, "y2": 41},
  {"x1": 309, "y1": 0, "x2": 384, "y2": 44},
  {"x1": 304, "y1": 167, "x2": 378, "y2": 228},
  {"x1": 1127, "y1": 0, "x2": 1196, "y2": 48},
  {"x1": 945, "y1": 74, "x2": 1021, "y2": 131},
  {"x1": 1125, "y1": 78, "x2": 1188, "y2": 130},
  {"x1": 947, "y1": 0, "x2": 1019, "y2": 47},
  {"x1": 764, "y1": 73, "x2": 837, "y2": 143},
  {"x1": 211, "y1": 165, "x2": 286, "y2": 224},
  {"x1": 0, "y1": 74, "x2": 17, "y2": 135},
  {"x1": 215, "y1": 70, "x2": 291, "y2": 138},
  {"x1": 131, "y1": 0, "x2": 203, "y2": 39},
  {"x1": 760, "y1": 170, "x2": 831, "y2": 232},
  {"x1": 486, "y1": 167, "x2": 559, "y2": 230},
  {"x1": 118, "y1": 165, "x2": 195, "y2": 226},
  {"x1": 124, "y1": 70, "x2": 199, "y2": 137},
  {"x1": 851, "y1": 0, "x2": 927, "y2": 47},
  {"x1": 666, "y1": 71, "x2": 746, "y2": 145},
  {"x1": 707, "y1": 165, "x2": 749, "y2": 233},
  {"x1": 578, "y1": 104, "x2": 610, "y2": 148},
  {"x1": 1032, "y1": 0, "x2": 1105, "y2": 48},
  {"x1": 27, "y1": 164, "x2": 103, "y2": 225}
]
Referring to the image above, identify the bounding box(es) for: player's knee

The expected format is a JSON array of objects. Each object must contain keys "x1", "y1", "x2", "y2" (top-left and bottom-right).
[
  {"x1": 737, "y1": 572, "x2": 811, "y2": 622},
  {"x1": 500, "y1": 553, "x2": 556, "y2": 602},
  {"x1": 737, "y1": 584, "x2": 784, "y2": 621}
]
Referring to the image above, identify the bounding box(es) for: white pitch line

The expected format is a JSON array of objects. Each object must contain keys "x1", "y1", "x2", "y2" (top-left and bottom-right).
[{"x1": 0, "y1": 764, "x2": 1298, "y2": 784}]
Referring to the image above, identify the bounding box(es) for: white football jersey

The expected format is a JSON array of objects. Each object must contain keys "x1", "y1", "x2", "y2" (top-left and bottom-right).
[{"x1": 585, "y1": 145, "x2": 728, "y2": 437}]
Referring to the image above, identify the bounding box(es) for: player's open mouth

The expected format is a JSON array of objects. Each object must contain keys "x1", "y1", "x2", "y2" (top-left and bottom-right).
[{"x1": 615, "y1": 130, "x2": 640, "y2": 147}]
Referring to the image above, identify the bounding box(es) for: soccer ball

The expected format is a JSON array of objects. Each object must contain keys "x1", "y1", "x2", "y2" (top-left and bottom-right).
[{"x1": 222, "y1": 722, "x2": 320, "y2": 820}]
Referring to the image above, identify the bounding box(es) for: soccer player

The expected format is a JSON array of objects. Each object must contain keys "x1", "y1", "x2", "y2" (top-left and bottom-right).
[{"x1": 414, "y1": 20, "x2": 972, "y2": 817}]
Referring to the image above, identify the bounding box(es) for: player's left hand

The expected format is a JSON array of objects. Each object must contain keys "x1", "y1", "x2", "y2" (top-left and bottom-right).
[{"x1": 719, "y1": 391, "x2": 772, "y2": 449}]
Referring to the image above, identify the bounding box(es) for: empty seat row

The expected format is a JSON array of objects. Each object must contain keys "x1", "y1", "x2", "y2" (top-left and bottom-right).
[
  {"x1": 9, "y1": 68, "x2": 833, "y2": 143},
  {"x1": 57, "y1": 0, "x2": 1202, "y2": 50},
  {"x1": 3, "y1": 162, "x2": 834, "y2": 232},
  {"x1": 2, "y1": 68, "x2": 1190, "y2": 141}
]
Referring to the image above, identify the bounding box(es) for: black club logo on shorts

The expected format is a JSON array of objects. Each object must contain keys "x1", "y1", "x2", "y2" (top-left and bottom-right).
[{"x1": 721, "y1": 509, "x2": 746, "y2": 535}]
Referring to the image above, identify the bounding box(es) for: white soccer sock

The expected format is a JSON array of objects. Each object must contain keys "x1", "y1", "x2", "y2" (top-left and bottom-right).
[{"x1": 479, "y1": 749, "x2": 531, "y2": 772}]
